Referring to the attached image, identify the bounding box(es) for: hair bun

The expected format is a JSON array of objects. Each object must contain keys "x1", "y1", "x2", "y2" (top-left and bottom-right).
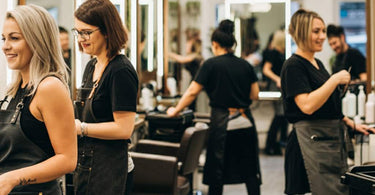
[{"x1": 218, "y1": 19, "x2": 234, "y2": 34}]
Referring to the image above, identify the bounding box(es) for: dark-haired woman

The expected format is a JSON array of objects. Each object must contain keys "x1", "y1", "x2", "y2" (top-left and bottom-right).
[
  {"x1": 72, "y1": 0, "x2": 138, "y2": 194},
  {"x1": 167, "y1": 19, "x2": 261, "y2": 195}
]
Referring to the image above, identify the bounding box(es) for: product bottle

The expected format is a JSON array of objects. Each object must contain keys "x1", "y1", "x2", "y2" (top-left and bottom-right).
[
  {"x1": 167, "y1": 77, "x2": 177, "y2": 97},
  {"x1": 342, "y1": 90, "x2": 349, "y2": 116},
  {"x1": 141, "y1": 86, "x2": 154, "y2": 111},
  {"x1": 365, "y1": 92, "x2": 375, "y2": 124},
  {"x1": 347, "y1": 90, "x2": 357, "y2": 118},
  {"x1": 357, "y1": 85, "x2": 366, "y2": 118}
]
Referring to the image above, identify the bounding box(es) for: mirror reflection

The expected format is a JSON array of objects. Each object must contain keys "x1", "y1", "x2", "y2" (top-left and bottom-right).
[
  {"x1": 229, "y1": 2, "x2": 286, "y2": 91},
  {"x1": 138, "y1": 0, "x2": 164, "y2": 94},
  {"x1": 167, "y1": 0, "x2": 203, "y2": 98}
]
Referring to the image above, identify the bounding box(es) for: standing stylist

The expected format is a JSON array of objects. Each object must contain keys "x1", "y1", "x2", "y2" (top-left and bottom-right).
[
  {"x1": 167, "y1": 19, "x2": 261, "y2": 195},
  {"x1": 0, "y1": 4, "x2": 76, "y2": 195},
  {"x1": 281, "y1": 9, "x2": 375, "y2": 195},
  {"x1": 72, "y1": 0, "x2": 139, "y2": 194}
]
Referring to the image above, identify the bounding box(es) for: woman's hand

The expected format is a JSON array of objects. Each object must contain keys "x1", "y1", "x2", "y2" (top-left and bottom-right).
[
  {"x1": 352, "y1": 123, "x2": 375, "y2": 135},
  {"x1": 0, "y1": 173, "x2": 17, "y2": 195},
  {"x1": 344, "y1": 117, "x2": 375, "y2": 135},
  {"x1": 167, "y1": 107, "x2": 178, "y2": 117},
  {"x1": 332, "y1": 70, "x2": 351, "y2": 85}
]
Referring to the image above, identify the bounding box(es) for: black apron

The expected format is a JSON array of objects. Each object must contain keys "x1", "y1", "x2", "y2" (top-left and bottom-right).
[
  {"x1": 203, "y1": 107, "x2": 261, "y2": 185},
  {"x1": 74, "y1": 87, "x2": 128, "y2": 195},
  {"x1": 294, "y1": 120, "x2": 349, "y2": 195},
  {"x1": 0, "y1": 95, "x2": 61, "y2": 194},
  {"x1": 284, "y1": 129, "x2": 310, "y2": 194}
]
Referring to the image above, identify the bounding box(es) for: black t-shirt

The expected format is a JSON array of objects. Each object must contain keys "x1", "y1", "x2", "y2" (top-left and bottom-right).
[
  {"x1": 281, "y1": 54, "x2": 343, "y2": 123},
  {"x1": 82, "y1": 55, "x2": 138, "y2": 122},
  {"x1": 332, "y1": 47, "x2": 366, "y2": 80},
  {"x1": 185, "y1": 57, "x2": 202, "y2": 80},
  {"x1": 267, "y1": 49, "x2": 285, "y2": 76},
  {"x1": 194, "y1": 53, "x2": 258, "y2": 108}
]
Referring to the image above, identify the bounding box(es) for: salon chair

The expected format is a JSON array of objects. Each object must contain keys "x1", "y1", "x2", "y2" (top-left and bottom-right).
[{"x1": 131, "y1": 125, "x2": 208, "y2": 195}]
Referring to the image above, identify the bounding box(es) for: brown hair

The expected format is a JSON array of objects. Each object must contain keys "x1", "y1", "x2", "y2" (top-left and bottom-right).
[
  {"x1": 289, "y1": 9, "x2": 324, "y2": 50},
  {"x1": 75, "y1": 0, "x2": 127, "y2": 59},
  {"x1": 211, "y1": 19, "x2": 236, "y2": 52}
]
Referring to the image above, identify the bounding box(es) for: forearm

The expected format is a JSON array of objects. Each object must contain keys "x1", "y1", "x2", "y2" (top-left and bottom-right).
[
  {"x1": 170, "y1": 53, "x2": 194, "y2": 64},
  {"x1": 265, "y1": 71, "x2": 280, "y2": 84},
  {"x1": 167, "y1": 82, "x2": 202, "y2": 117},
  {"x1": 297, "y1": 77, "x2": 339, "y2": 114},
  {"x1": 84, "y1": 119, "x2": 135, "y2": 140},
  {"x1": 263, "y1": 62, "x2": 280, "y2": 84},
  {"x1": 342, "y1": 116, "x2": 354, "y2": 128},
  {"x1": 4, "y1": 153, "x2": 76, "y2": 187},
  {"x1": 174, "y1": 87, "x2": 199, "y2": 113}
]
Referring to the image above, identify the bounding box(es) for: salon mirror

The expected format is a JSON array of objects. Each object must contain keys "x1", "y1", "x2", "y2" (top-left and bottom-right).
[
  {"x1": 225, "y1": 0, "x2": 290, "y2": 92},
  {"x1": 165, "y1": 0, "x2": 203, "y2": 96},
  {"x1": 138, "y1": 0, "x2": 157, "y2": 83},
  {"x1": 136, "y1": 0, "x2": 164, "y2": 93},
  {"x1": 167, "y1": 0, "x2": 181, "y2": 87}
]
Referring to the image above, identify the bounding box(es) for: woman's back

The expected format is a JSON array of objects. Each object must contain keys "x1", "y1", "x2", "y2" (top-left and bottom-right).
[{"x1": 195, "y1": 53, "x2": 257, "y2": 108}]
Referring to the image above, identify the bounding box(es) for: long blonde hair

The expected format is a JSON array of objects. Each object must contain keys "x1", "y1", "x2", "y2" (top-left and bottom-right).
[{"x1": 6, "y1": 4, "x2": 68, "y2": 97}]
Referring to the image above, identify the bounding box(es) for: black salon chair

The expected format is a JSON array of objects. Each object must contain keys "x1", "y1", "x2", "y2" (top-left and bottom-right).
[{"x1": 131, "y1": 125, "x2": 208, "y2": 195}]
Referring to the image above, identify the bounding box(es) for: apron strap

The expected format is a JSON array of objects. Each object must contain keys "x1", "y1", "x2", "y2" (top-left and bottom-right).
[
  {"x1": 0, "y1": 95, "x2": 9, "y2": 109},
  {"x1": 10, "y1": 95, "x2": 26, "y2": 124},
  {"x1": 228, "y1": 107, "x2": 248, "y2": 119}
]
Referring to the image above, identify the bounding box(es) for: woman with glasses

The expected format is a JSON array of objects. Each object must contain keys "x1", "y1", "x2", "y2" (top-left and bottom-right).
[
  {"x1": 281, "y1": 9, "x2": 375, "y2": 195},
  {"x1": 72, "y1": 0, "x2": 138, "y2": 194},
  {"x1": 0, "y1": 4, "x2": 76, "y2": 194}
]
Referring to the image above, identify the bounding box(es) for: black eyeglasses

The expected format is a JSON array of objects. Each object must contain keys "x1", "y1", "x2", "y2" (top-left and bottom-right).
[{"x1": 71, "y1": 28, "x2": 100, "y2": 40}]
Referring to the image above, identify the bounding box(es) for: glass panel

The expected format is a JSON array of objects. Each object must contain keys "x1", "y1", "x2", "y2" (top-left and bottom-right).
[{"x1": 339, "y1": 1, "x2": 366, "y2": 56}]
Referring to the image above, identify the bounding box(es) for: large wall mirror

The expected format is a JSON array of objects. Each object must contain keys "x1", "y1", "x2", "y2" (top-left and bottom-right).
[
  {"x1": 135, "y1": 0, "x2": 164, "y2": 93},
  {"x1": 165, "y1": 0, "x2": 202, "y2": 96},
  {"x1": 224, "y1": 0, "x2": 291, "y2": 92}
]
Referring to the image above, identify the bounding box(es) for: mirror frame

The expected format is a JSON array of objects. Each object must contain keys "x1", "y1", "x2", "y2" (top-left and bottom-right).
[{"x1": 366, "y1": 0, "x2": 374, "y2": 93}]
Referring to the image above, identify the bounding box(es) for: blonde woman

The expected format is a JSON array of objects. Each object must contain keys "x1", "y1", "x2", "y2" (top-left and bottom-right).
[
  {"x1": 281, "y1": 9, "x2": 375, "y2": 195},
  {"x1": 263, "y1": 30, "x2": 288, "y2": 155},
  {"x1": 0, "y1": 4, "x2": 77, "y2": 195}
]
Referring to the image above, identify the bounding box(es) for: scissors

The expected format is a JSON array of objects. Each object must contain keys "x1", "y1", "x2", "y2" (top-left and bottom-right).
[{"x1": 340, "y1": 66, "x2": 352, "y2": 98}]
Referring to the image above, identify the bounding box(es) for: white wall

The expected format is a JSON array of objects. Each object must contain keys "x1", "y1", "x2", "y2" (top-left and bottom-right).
[{"x1": 0, "y1": 0, "x2": 10, "y2": 98}]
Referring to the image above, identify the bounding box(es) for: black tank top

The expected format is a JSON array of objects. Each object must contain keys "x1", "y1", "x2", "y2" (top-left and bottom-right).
[{"x1": 6, "y1": 87, "x2": 54, "y2": 157}]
